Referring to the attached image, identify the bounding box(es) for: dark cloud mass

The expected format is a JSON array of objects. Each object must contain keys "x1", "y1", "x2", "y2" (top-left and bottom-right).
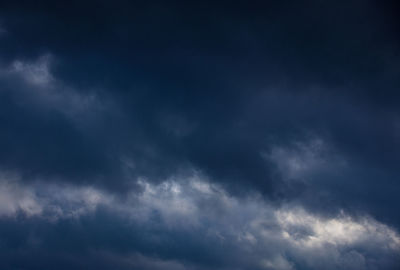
[{"x1": 0, "y1": 1, "x2": 399, "y2": 269}]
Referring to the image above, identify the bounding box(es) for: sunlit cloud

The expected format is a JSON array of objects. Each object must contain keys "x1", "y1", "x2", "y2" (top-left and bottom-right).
[{"x1": 0, "y1": 171, "x2": 398, "y2": 269}]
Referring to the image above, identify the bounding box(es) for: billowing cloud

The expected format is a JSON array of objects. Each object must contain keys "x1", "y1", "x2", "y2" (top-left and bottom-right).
[
  {"x1": 0, "y1": 172, "x2": 398, "y2": 269},
  {"x1": 0, "y1": 1, "x2": 399, "y2": 269}
]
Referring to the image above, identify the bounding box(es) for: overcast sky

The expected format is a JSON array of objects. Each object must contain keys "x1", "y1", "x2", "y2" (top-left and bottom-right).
[{"x1": 0, "y1": 1, "x2": 399, "y2": 269}]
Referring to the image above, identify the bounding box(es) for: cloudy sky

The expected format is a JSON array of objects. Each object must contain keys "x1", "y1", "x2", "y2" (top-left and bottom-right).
[{"x1": 0, "y1": 1, "x2": 399, "y2": 269}]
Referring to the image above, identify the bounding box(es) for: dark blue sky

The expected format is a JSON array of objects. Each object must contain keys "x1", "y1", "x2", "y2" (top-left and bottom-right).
[{"x1": 0, "y1": 1, "x2": 399, "y2": 269}]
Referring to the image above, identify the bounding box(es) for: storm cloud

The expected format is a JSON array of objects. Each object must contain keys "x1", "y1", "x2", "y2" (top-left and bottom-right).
[{"x1": 0, "y1": 0, "x2": 399, "y2": 269}]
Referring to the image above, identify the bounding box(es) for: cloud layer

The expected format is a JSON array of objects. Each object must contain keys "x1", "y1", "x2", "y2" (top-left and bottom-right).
[
  {"x1": 0, "y1": 173, "x2": 399, "y2": 270},
  {"x1": 0, "y1": 1, "x2": 399, "y2": 269}
]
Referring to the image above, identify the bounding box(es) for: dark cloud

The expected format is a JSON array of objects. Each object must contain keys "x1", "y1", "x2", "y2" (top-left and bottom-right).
[{"x1": 0, "y1": 0, "x2": 399, "y2": 269}]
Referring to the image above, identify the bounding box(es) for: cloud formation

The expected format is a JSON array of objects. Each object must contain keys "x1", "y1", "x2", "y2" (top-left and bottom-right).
[
  {"x1": 0, "y1": 0, "x2": 399, "y2": 269},
  {"x1": 0, "y1": 173, "x2": 398, "y2": 269}
]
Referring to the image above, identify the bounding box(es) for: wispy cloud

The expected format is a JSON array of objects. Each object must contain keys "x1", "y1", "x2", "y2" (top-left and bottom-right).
[{"x1": 10, "y1": 54, "x2": 54, "y2": 87}]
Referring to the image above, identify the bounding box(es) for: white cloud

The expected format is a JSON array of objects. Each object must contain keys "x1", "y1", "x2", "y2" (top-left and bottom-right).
[
  {"x1": 0, "y1": 172, "x2": 398, "y2": 269},
  {"x1": 0, "y1": 174, "x2": 111, "y2": 220},
  {"x1": 276, "y1": 207, "x2": 400, "y2": 250},
  {"x1": 0, "y1": 174, "x2": 42, "y2": 217},
  {"x1": 128, "y1": 176, "x2": 400, "y2": 269}
]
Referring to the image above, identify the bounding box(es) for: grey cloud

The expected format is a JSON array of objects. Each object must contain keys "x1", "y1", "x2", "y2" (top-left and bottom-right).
[
  {"x1": 0, "y1": 172, "x2": 398, "y2": 270},
  {"x1": 10, "y1": 54, "x2": 54, "y2": 86},
  {"x1": 0, "y1": 1, "x2": 399, "y2": 269}
]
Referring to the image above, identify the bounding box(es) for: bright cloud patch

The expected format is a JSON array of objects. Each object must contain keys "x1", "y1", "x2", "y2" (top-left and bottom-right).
[{"x1": 0, "y1": 172, "x2": 398, "y2": 270}]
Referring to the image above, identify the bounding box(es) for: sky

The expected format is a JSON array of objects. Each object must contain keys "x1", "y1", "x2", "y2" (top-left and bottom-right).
[{"x1": 0, "y1": 1, "x2": 399, "y2": 269}]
